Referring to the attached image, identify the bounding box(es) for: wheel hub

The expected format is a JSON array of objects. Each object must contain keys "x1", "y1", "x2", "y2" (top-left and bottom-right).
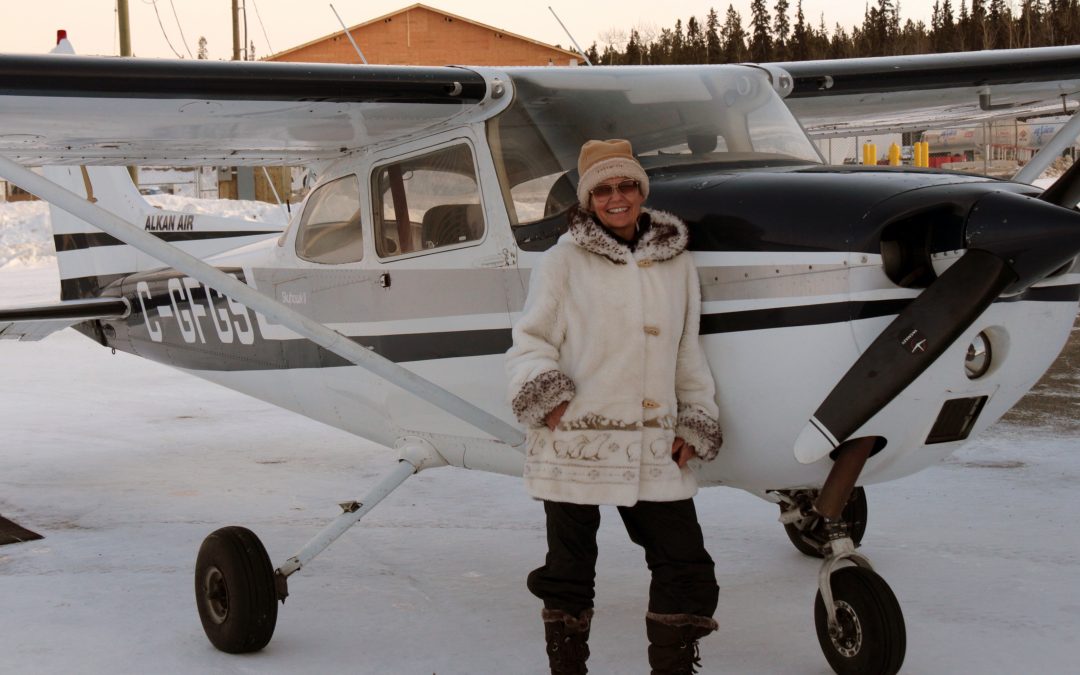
[
  {"x1": 828, "y1": 600, "x2": 863, "y2": 657},
  {"x1": 202, "y1": 566, "x2": 229, "y2": 625}
]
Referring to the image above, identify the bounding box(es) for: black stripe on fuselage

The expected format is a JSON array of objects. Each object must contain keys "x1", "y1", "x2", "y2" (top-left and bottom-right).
[
  {"x1": 114, "y1": 284, "x2": 1079, "y2": 371},
  {"x1": 54, "y1": 230, "x2": 280, "y2": 253},
  {"x1": 700, "y1": 298, "x2": 912, "y2": 335}
]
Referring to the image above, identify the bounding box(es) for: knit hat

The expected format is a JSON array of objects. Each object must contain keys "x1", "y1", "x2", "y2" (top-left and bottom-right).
[{"x1": 576, "y1": 139, "x2": 649, "y2": 210}]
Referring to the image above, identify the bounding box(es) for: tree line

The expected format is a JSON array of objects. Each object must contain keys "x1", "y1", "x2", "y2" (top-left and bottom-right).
[{"x1": 581, "y1": 0, "x2": 1080, "y2": 65}]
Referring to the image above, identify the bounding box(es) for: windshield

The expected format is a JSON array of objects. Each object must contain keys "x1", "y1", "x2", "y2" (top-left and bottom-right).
[{"x1": 488, "y1": 66, "x2": 821, "y2": 226}]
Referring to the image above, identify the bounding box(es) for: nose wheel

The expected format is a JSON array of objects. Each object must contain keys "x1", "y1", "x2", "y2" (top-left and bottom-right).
[
  {"x1": 814, "y1": 565, "x2": 906, "y2": 675},
  {"x1": 194, "y1": 526, "x2": 279, "y2": 654}
]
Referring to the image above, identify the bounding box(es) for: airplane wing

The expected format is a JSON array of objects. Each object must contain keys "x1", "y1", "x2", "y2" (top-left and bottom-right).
[
  {"x1": 771, "y1": 46, "x2": 1080, "y2": 138},
  {"x1": 0, "y1": 298, "x2": 128, "y2": 341},
  {"x1": 0, "y1": 54, "x2": 488, "y2": 166}
]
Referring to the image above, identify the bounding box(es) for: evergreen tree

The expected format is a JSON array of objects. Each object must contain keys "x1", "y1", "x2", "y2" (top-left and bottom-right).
[
  {"x1": 1019, "y1": 1, "x2": 1042, "y2": 48},
  {"x1": 791, "y1": 0, "x2": 810, "y2": 60},
  {"x1": 957, "y1": 0, "x2": 970, "y2": 50},
  {"x1": 626, "y1": 30, "x2": 643, "y2": 65},
  {"x1": 706, "y1": 8, "x2": 722, "y2": 63},
  {"x1": 988, "y1": 0, "x2": 1012, "y2": 49},
  {"x1": 686, "y1": 16, "x2": 706, "y2": 63},
  {"x1": 813, "y1": 13, "x2": 831, "y2": 58},
  {"x1": 652, "y1": 29, "x2": 673, "y2": 64},
  {"x1": 969, "y1": 0, "x2": 987, "y2": 49},
  {"x1": 722, "y1": 4, "x2": 748, "y2": 62},
  {"x1": 585, "y1": 42, "x2": 600, "y2": 65},
  {"x1": 830, "y1": 24, "x2": 854, "y2": 58},
  {"x1": 774, "y1": 0, "x2": 791, "y2": 60},
  {"x1": 749, "y1": 0, "x2": 773, "y2": 61},
  {"x1": 939, "y1": 0, "x2": 957, "y2": 50},
  {"x1": 672, "y1": 19, "x2": 686, "y2": 63}
]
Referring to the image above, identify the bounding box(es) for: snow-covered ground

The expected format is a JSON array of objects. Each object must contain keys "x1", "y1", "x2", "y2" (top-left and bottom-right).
[{"x1": 0, "y1": 199, "x2": 1078, "y2": 674}]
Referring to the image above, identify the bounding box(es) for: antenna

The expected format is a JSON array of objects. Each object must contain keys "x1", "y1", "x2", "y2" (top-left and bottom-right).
[
  {"x1": 548, "y1": 6, "x2": 592, "y2": 66},
  {"x1": 330, "y1": 3, "x2": 368, "y2": 65}
]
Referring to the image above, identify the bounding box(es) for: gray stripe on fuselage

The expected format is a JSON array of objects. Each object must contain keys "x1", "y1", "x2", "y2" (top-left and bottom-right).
[
  {"x1": 248, "y1": 263, "x2": 855, "y2": 322},
  {"x1": 251, "y1": 267, "x2": 528, "y2": 322},
  {"x1": 511, "y1": 263, "x2": 855, "y2": 307}
]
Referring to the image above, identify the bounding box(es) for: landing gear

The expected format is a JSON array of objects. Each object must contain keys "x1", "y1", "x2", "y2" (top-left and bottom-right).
[
  {"x1": 779, "y1": 487, "x2": 867, "y2": 558},
  {"x1": 814, "y1": 566, "x2": 906, "y2": 675},
  {"x1": 774, "y1": 437, "x2": 907, "y2": 675},
  {"x1": 194, "y1": 526, "x2": 278, "y2": 653},
  {"x1": 193, "y1": 440, "x2": 447, "y2": 653}
]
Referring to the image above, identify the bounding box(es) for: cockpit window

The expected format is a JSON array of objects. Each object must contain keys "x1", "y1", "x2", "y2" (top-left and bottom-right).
[
  {"x1": 295, "y1": 174, "x2": 363, "y2": 264},
  {"x1": 487, "y1": 66, "x2": 821, "y2": 226},
  {"x1": 371, "y1": 143, "x2": 485, "y2": 258}
]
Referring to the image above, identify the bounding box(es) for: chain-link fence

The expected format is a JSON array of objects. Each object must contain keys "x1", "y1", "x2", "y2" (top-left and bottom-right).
[{"x1": 814, "y1": 118, "x2": 1079, "y2": 181}]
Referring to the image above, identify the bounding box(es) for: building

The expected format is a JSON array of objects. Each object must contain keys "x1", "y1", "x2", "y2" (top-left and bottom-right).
[{"x1": 267, "y1": 3, "x2": 580, "y2": 67}]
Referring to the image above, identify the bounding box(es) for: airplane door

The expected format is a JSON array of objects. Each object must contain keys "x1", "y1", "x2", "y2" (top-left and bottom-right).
[{"x1": 366, "y1": 130, "x2": 518, "y2": 438}]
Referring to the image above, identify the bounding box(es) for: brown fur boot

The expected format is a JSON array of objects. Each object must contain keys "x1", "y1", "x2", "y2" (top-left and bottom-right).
[
  {"x1": 542, "y1": 608, "x2": 593, "y2": 674},
  {"x1": 645, "y1": 612, "x2": 718, "y2": 675}
]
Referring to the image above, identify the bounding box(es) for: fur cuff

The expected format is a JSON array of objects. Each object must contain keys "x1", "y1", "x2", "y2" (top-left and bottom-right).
[
  {"x1": 645, "y1": 611, "x2": 718, "y2": 632},
  {"x1": 543, "y1": 607, "x2": 594, "y2": 632},
  {"x1": 512, "y1": 370, "x2": 576, "y2": 427},
  {"x1": 676, "y1": 404, "x2": 723, "y2": 462}
]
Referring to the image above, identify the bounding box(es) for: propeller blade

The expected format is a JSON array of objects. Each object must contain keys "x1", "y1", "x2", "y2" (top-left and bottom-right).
[
  {"x1": 796, "y1": 190, "x2": 1080, "y2": 464},
  {"x1": 794, "y1": 249, "x2": 1013, "y2": 463}
]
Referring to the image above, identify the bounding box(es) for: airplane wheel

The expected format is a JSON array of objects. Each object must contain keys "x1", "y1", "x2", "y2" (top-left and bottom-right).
[
  {"x1": 814, "y1": 566, "x2": 906, "y2": 675},
  {"x1": 195, "y1": 526, "x2": 278, "y2": 653},
  {"x1": 784, "y1": 487, "x2": 867, "y2": 558}
]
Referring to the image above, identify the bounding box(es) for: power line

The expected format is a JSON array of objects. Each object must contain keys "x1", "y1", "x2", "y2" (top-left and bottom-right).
[
  {"x1": 144, "y1": 0, "x2": 183, "y2": 58},
  {"x1": 249, "y1": 0, "x2": 275, "y2": 56},
  {"x1": 168, "y1": 0, "x2": 194, "y2": 58}
]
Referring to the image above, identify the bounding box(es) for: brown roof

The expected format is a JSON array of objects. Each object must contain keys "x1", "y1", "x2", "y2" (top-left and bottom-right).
[{"x1": 267, "y1": 3, "x2": 580, "y2": 61}]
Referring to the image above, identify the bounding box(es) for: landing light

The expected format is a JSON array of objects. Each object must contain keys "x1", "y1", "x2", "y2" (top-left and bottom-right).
[{"x1": 965, "y1": 332, "x2": 992, "y2": 379}]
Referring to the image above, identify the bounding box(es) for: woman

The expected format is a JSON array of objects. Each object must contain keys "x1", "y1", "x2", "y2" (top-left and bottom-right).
[{"x1": 506, "y1": 139, "x2": 723, "y2": 674}]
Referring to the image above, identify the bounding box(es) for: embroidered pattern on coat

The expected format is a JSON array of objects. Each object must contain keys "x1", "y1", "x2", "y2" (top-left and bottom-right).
[
  {"x1": 558, "y1": 413, "x2": 676, "y2": 432},
  {"x1": 552, "y1": 433, "x2": 620, "y2": 461}
]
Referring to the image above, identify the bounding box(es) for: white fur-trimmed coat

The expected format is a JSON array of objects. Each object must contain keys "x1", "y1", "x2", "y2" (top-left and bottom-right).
[{"x1": 506, "y1": 208, "x2": 722, "y2": 506}]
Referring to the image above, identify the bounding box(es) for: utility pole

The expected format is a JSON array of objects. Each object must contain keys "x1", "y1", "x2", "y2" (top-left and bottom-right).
[
  {"x1": 117, "y1": 0, "x2": 137, "y2": 184},
  {"x1": 117, "y1": 0, "x2": 132, "y2": 56},
  {"x1": 232, "y1": 0, "x2": 241, "y2": 60}
]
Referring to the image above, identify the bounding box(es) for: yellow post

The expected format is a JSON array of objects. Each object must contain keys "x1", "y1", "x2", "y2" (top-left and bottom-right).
[
  {"x1": 915, "y1": 142, "x2": 923, "y2": 167},
  {"x1": 888, "y1": 143, "x2": 901, "y2": 166},
  {"x1": 922, "y1": 142, "x2": 931, "y2": 168}
]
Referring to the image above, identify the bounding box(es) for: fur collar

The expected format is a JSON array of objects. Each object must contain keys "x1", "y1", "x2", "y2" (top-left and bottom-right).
[{"x1": 567, "y1": 207, "x2": 688, "y2": 265}]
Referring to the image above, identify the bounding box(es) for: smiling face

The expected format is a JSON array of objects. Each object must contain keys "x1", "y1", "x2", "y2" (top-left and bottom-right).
[{"x1": 590, "y1": 177, "x2": 644, "y2": 240}]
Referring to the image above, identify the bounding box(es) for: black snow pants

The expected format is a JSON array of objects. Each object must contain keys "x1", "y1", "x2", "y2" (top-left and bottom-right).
[{"x1": 527, "y1": 498, "x2": 719, "y2": 618}]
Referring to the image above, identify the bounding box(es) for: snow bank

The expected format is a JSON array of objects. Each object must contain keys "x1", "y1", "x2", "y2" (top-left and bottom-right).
[{"x1": 0, "y1": 195, "x2": 288, "y2": 269}]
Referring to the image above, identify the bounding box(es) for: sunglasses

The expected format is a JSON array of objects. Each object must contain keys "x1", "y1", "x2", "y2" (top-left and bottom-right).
[{"x1": 589, "y1": 179, "x2": 641, "y2": 200}]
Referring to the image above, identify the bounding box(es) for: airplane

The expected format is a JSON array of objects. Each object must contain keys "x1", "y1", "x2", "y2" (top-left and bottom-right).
[{"x1": 1, "y1": 35, "x2": 1079, "y2": 675}]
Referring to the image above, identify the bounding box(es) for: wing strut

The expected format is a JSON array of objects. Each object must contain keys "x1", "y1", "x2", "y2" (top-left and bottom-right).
[
  {"x1": 0, "y1": 154, "x2": 526, "y2": 449},
  {"x1": 1013, "y1": 107, "x2": 1080, "y2": 185}
]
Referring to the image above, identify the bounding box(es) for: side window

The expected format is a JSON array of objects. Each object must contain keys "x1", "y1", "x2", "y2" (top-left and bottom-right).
[
  {"x1": 295, "y1": 175, "x2": 363, "y2": 264},
  {"x1": 371, "y1": 143, "x2": 485, "y2": 258}
]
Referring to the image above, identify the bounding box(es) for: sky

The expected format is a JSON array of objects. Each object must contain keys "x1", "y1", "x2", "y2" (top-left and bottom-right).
[{"x1": 0, "y1": 1, "x2": 937, "y2": 60}]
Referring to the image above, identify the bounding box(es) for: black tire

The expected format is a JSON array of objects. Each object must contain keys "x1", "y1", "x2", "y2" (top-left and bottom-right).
[
  {"x1": 814, "y1": 566, "x2": 906, "y2": 675},
  {"x1": 783, "y1": 487, "x2": 868, "y2": 558},
  {"x1": 195, "y1": 526, "x2": 278, "y2": 653}
]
